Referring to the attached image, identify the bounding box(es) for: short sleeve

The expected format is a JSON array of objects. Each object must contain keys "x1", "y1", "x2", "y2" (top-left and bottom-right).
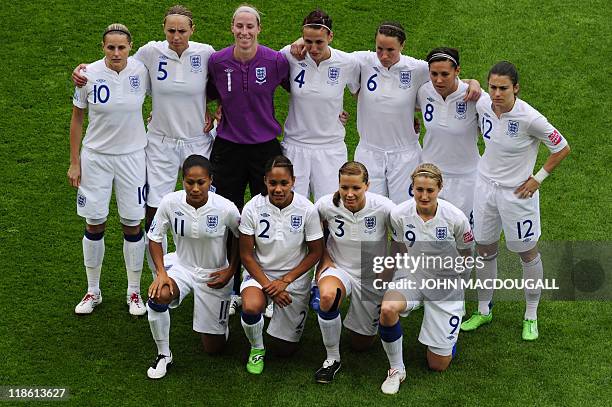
[
  {"x1": 314, "y1": 196, "x2": 329, "y2": 222},
  {"x1": 225, "y1": 202, "x2": 241, "y2": 238},
  {"x1": 389, "y1": 208, "x2": 405, "y2": 243},
  {"x1": 73, "y1": 86, "x2": 88, "y2": 109},
  {"x1": 345, "y1": 53, "x2": 361, "y2": 94},
  {"x1": 454, "y1": 212, "x2": 474, "y2": 250},
  {"x1": 527, "y1": 114, "x2": 568, "y2": 153},
  {"x1": 147, "y1": 197, "x2": 171, "y2": 243},
  {"x1": 304, "y1": 206, "x2": 324, "y2": 242},
  {"x1": 133, "y1": 42, "x2": 153, "y2": 65},
  {"x1": 238, "y1": 200, "x2": 256, "y2": 235}
]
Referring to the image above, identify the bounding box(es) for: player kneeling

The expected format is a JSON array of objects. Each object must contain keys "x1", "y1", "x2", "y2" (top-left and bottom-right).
[
  {"x1": 145, "y1": 155, "x2": 241, "y2": 379},
  {"x1": 239, "y1": 156, "x2": 324, "y2": 374},
  {"x1": 378, "y1": 164, "x2": 475, "y2": 394},
  {"x1": 313, "y1": 161, "x2": 395, "y2": 383}
]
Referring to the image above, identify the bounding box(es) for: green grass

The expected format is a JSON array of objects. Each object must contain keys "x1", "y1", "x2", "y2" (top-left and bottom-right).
[{"x1": 0, "y1": 0, "x2": 610, "y2": 405}]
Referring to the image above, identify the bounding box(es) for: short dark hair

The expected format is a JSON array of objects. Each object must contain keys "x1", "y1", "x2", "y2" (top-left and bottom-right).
[
  {"x1": 426, "y1": 47, "x2": 460, "y2": 68},
  {"x1": 303, "y1": 9, "x2": 332, "y2": 33},
  {"x1": 261, "y1": 155, "x2": 294, "y2": 196},
  {"x1": 182, "y1": 154, "x2": 212, "y2": 177},
  {"x1": 488, "y1": 61, "x2": 519, "y2": 85},
  {"x1": 376, "y1": 21, "x2": 406, "y2": 45}
]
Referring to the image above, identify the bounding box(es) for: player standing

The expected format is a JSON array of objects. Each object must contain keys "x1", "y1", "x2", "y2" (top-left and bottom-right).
[
  {"x1": 68, "y1": 24, "x2": 149, "y2": 316},
  {"x1": 378, "y1": 164, "x2": 474, "y2": 394},
  {"x1": 351, "y1": 23, "x2": 481, "y2": 203},
  {"x1": 416, "y1": 47, "x2": 480, "y2": 221},
  {"x1": 461, "y1": 61, "x2": 570, "y2": 340},
  {"x1": 280, "y1": 9, "x2": 359, "y2": 200},
  {"x1": 238, "y1": 156, "x2": 323, "y2": 374},
  {"x1": 312, "y1": 161, "x2": 395, "y2": 383},
  {"x1": 146, "y1": 155, "x2": 240, "y2": 379},
  {"x1": 72, "y1": 5, "x2": 217, "y2": 273}
]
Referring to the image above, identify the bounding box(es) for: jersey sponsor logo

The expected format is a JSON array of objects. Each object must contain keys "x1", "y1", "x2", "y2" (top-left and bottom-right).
[
  {"x1": 77, "y1": 193, "x2": 86, "y2": 207},
  {"x1": 507, "y1": 120, "x2": 520, "y2": 137},
  {"x1": 255, "y1": 67, "x2": 267, "y2": 84},
  {"x1": 190, "y1": 55, "x2": 202, "y2": 72},
  {"x1": 206, "y1": 215, "x2": 219, "y2": 230},
  {"x1": 150, "y1": 219, "x2": 157, "y2": 231},
  {"x1": 174, "y1": 211, "x2": 184, "y2": 216},
  {"x1": 406, "y1": 223, "x2": 416, "y2": 229},
  {"x1": 427, "y1": 97, "x2": 435, "y2": 103},
  {"x1": 298, "y1": 62, "x2": 307, "y2": 68},
  {"x1": 327, "y1": 67, "x2": 340, "y2": 84},
  {"x1": 260, "y1": 212, "x2": 270, "y2": 218},
  {"x1": 209, "y1": 185, "x2": 216, "y2": 192},
  {"x1": 129, "y1": 75, "x2": 140, "y2": 90},
  {"x1": 463, "y1": 230, "x2": 474, "y2": 243},
  {"x1": 95, "y1": 79, "x2": 106, "y2": 84},
  {"x1": 399, "y1": 70, "x2": 412, "y2": 89},
  {"x1": 373, "y1": 66, "x2": 381, "y2": 73},
  {"x1": 455, "y1": 101, "x2": 467, "y2": 119},
  {"x1": 483, "y1": 112, "x2": 491, "y2": 118},
  {"x1": 290, "y1": 215, "x2": 303, "y2": 230},
  {"x1": 159, "y1": 55, "x2": 168, "y2": 60},
  {"x1": 548, "y1": 129, "x2": 562, "y2": 145},
  {"x1": 435, "y1": 226, "x2": 448, "y2": 240}
]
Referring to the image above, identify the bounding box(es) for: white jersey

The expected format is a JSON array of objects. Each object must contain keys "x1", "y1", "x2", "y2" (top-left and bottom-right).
[
  {"x1": 417, "y1": 80, "x2": 480, "y2": 176},
  {"x1": 281, "y1": 45, "x2": 359, "y2": 147},
  {"x1": 316, "y1": 192, "x2": 395, "y2": 275},
  {"x1": 239, "y1": 193, "x2": 323, "y2": 271},
  {"x1": 73, "y1": 57, "x2": 148, "y2": 154},
  {"x1": 390, "y1": 198, "x2": 474, "y2": 277},
  {"x1": 148, "y1": 190, "x2": 240, "y2": 270},
  {"x1": 353, "y1": 51, "x2": 429, "y2": 150},
  {"x1": 476, "y1": 94, "x2": 569, "y2": 188},
  {"x1": 134, "y1": 41, "x2": 214, "y2": 140}
]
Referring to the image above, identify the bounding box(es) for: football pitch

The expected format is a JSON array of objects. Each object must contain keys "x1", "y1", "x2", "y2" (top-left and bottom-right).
[{"x1": 1, "y1": 0, "x2": 610, "y2": 405}]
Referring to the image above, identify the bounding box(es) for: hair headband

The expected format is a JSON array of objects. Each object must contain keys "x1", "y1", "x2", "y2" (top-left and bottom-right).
[{"x1": 427, "y1": 52, "x2": 458, "y2": 66}]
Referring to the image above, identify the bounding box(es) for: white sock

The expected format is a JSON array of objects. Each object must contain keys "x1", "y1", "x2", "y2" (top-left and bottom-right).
[
  {"x1": 83, "y1": 236, "x2": 104, "y2": 295},
  {"x1": 522, "y1": 254, "x2": 543, "y2": 320},
  {"x1": 382, "y1": 336, "x2": 405, "y2": 371},
  {"x1": 241, "y1": 315, "x2": 264, "y2": 349},
  {"x1": 318, "y1": 314, "x2": 342, "y2": 361},
  {"x1": 148, "y1": 307, "x2": 171, "y2": 356},
  {"x1": 477, "y1": 255, "x2": 497, "y2": 315},
  {"x1": 124, "y1": 237, "x2": 145, "y2": 296}
]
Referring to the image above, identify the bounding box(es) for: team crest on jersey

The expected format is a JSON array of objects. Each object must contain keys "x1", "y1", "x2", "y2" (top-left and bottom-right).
[
  {"x1": 206, "y1": 215, "x2": 219, "y2": 230},
  {"x1": 399, "y1": 70, "x2": 412, "y2": 89},
  {"x1": 290, "y1": 215, "x2": 302, "y2": 231},
  {"x1": 364, "y1": 216, "x2": 376, "y2": 230},
  {"x1": 435, "y1": 226, "x2": 448, "y2": 240},
  {"x1": 129, "y1": 75, "x2": 140, "y2": 90},
  {"x1": 507, "y1": 120, "x2": 520, "y2": 137},
  {"x1": 455, "y1": 101, "x2": 467, "y2": 119},
  {"x1": 190, "y1": 55, "x2": 202, "y2": 72},
  {"x1": 327, "y1": 67, "x2": 340, "y2": 84},
  {"x1": 255, "y1": 67, "x2": 267, "y2": 84},
  {"x1": 77, "y1": 193, "x2": 86, "y2": 208}
]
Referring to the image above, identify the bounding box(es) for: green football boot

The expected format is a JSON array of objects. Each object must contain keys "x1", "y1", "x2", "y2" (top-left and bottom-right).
[
  {"x1": 246, "y1": 348, "x2": 265, "y2": 375},
  {"x1": 522, "y1": 319, "x2": 539, "y2": 341},
  {"x1": 460, "y1": 311, "x2": 493, "y2": 331}
]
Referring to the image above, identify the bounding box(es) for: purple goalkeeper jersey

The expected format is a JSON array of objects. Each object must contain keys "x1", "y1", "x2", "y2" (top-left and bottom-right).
[{"x1": 207, "y1": 45, "x2": 290, "y2": 144}]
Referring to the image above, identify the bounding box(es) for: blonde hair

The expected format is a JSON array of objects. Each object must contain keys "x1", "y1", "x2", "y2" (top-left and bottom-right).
[
  {"x1": 333, "y1": 161, "x2": 369, "y2": 207},
  {"x1": 103, "y1": 23, "x2": 131, "y2": 43},
  {"x1": 232, "y1": 4, "x2": 261, "y2": 25},
  {"x1": 411, "y1": 163, "x2": 443, "y2": 189}
]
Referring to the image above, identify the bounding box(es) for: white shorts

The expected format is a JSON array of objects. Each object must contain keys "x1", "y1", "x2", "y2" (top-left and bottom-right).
[
  {"x1": 393, "y1": 279, "x2": 464, "y2": 357},
  {"x1": 166, "y1": 262, "x2": 233, "y2": 335},
  {"x1": 240, "y1": 270, "x2": 310, "y2": 343},
  {"x1": 439, "y1": 171, "x2": 477, "y2": 225},
  {"x1": 318, "y1": 267, "x2": 383, "y2": 336},
  {"x1": 281, "y1": 141, "x2": 347, "y2": 201},
  {"x1": 354, "y1": 143, "x2": 422, "y2": 204},
  {"x1": 146, "y1": 131, "x2": 215, "y2": 208},
  {"x1": 473, "y1": 173, "x2": 540, "y2": 253},
  {"x1": 77, "y1": 148, "x2": 146, "y2": 221}
]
